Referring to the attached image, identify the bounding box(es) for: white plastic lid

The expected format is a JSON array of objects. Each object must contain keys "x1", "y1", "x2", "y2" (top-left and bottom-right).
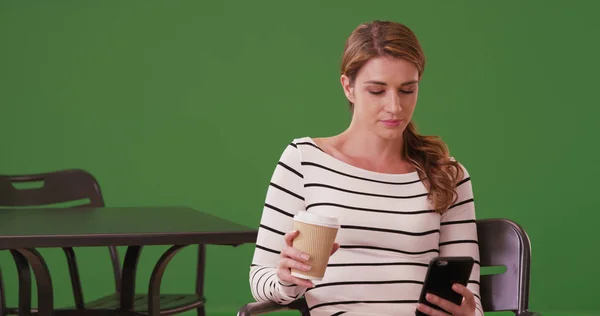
[{"x1": 293, "y1": 212, "x2": 340, "y2": 228}]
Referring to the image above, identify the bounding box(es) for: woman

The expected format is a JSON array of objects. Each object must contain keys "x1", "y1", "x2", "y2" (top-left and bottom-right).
[{"x1": 249, "y1": 20, "x2": 482, "y2": 316}]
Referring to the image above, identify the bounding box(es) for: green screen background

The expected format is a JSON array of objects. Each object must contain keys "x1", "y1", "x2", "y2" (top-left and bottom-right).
[{"x1": 1, "y1": 1, "x2": 598, "y2": 315}]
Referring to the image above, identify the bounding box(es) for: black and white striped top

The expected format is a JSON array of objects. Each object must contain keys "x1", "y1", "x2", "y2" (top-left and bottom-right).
[{"x1": 249, "y1": 137, "x2": 483, "y2": 316}]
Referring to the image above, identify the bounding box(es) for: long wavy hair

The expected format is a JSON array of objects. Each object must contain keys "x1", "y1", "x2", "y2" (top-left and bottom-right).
[{"x1": 341, "y1": 20, "x2": 464, "y2": 214}]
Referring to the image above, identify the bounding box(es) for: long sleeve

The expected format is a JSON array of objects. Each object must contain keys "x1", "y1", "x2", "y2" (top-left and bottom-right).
[
  {"x1": 249, "y1": 141, "x2": 308, "y2": 304},
  {"x1": 439, "y1": 165, "x2": 484, "y2": 316}
]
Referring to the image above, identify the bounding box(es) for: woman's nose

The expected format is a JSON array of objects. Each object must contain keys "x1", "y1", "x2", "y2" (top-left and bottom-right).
[{"x1": 385, "y1": 94, "x2": 402, "y2": 113}]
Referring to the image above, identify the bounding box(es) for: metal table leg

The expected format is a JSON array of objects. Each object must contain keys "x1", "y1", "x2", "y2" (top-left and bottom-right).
[
  {"x1": 14, "y1": 249, "x2": 53, "y2": 316},
  {"x1": 9, "y1": 250, "x2": 31, "y2": 316},
  {"x1": 120, "y1": 246, "x2": 142, "y2": 312},
  {"x1": 147, "y1": 245, "x2": 187, "y2": 316},
  {"x1": 196, "y1": 245, "x2": 206, "y2": 316}
]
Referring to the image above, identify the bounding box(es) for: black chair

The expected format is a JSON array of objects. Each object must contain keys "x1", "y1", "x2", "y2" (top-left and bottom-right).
[
  {"x1": 0, "y1": 169, "x2": 207, "y2": 316},
  {"x1": 237, "y1": 218, "x2": 541, "y2": 316}
]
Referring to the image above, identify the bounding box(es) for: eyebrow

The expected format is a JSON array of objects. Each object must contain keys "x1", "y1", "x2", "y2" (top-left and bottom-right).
[{"x1": 363, "y1": 80, "x2": 419, "y2": 86}]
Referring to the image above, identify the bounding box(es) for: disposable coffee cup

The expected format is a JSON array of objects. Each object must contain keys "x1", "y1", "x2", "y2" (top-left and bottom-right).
[{"x1": 290, "y1": 212, "x2": 340, "y2": 281}]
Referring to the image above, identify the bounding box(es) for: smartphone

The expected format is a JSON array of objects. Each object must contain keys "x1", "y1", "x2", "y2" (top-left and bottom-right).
[{"x1": 415, "y1": 256, "x2": 475, "y2": 316}]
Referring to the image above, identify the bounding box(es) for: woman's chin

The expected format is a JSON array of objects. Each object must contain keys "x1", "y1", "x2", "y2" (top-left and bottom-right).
[{"x1": 375, "y1": 127, "x2": 405, "y2": 140}]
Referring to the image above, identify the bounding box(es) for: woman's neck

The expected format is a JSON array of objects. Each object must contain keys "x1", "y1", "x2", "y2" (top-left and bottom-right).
[{"x1": 324, "y1": 129, "x2": 414, "y2": 174}]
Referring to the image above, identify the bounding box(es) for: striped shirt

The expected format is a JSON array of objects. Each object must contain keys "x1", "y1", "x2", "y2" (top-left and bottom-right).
[{"x1": 249, "y1": 137, "x2": 483, "y2": 316}]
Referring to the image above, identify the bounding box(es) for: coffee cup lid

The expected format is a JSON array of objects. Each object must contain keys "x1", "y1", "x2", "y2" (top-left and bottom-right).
[{"x1": 294, "y1": 212, "x2": 339, "y2": 228}]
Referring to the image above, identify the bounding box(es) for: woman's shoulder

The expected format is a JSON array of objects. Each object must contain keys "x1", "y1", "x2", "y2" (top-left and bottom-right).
[
  {"x1": 290, "y1": 136, "x2": 317, "y2": 145},
  {"x1": 449, "y1": 156, "x2": 470, "y2": 174},
  {"x1": 275, "y1": 136, "x2": 319, "y2": 160},
  {"x1": 284, "y1": 136, "x2": 321, "y2": 152},
  {"x1": 447, "y1": 157, "x2": 473, "y2": 189}
]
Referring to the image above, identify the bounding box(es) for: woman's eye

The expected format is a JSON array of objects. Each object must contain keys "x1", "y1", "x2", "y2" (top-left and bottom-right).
[
  {"x1": 369, "y1": 90, "x2": 385, "y2": 95},
  {"x1": 399, "y1": 89, "x2": 415, "y2": 94}
]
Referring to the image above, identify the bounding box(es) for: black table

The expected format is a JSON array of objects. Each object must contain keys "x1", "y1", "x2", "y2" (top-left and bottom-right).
[{"x1": 0, "y1": 206, "x2": 258, "y2": 316}]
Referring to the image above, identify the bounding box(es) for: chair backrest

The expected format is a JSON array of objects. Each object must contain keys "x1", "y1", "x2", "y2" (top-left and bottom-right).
[
  {"x1": 0, "y1": 169, "x2": 122, "y2": 292},
  {"x1": 477, "y1": 218, "x2": 532, "y2": 314},
  {"x1": 0, "y1": 169, "x2": 104, "y2": 208}
]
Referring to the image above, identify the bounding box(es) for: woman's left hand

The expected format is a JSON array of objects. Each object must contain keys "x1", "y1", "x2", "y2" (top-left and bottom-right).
[{"x1": 416, "y1": 283, "x2": 476, "y2": 316}]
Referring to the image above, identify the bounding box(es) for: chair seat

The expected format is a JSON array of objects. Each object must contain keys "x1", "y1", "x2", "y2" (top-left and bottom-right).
[{"x1": 83, "y1": 293, "x2": 205, "y2": 314}]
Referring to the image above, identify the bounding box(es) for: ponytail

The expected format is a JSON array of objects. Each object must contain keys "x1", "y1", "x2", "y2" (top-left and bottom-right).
[{"x1": 403, "y1": 122, "x2": 464, "y2": 214}]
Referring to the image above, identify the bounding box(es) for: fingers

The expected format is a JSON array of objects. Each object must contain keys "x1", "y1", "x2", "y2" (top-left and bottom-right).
[
  {"x1": 291, "y1": 276, "x2": 314, "y2": 288},
  {"x1": 281, "y1": 244, "x2": 310, "y2": 262},
  {"x1": 278, "y1": 230, "x2": 314, "y2": 288},
  {"x1": 452, "y1": 283, "x2": 475, "y2": 303},
  {"x1": 279, "y1": 231, "x2": 340, "y2": 288},
  {"x1": 422, "y1": 289, "x2": 477, "y2": 316},
  {"x1": 284, "y1": 230, "x2": 299, "y2": 247},
  {"x1": 276, "y1": 256, "x2": 314, "y2": 288},
  {"x1": 276, "y1": 264, "x2": 314, "y2": 288},
  {"x1": 285, "y1": 231, "x2": 339, "y2": 258},
  {"x1": 282, "y1": 230, "x2": 310, "y2": 261},
  {"x1": 280, "y1": 258, "x2": 311, "y2": 273},
  {"x1": 424, "y1": 294, "x2": 458, "y2": 315},
  {"x1": 279, "y1": 272, "x2": 314, "y2": 288},
  {"x1": 416, "y1": 302, "x2": 450, "y2": 316},
  {"x1": 331, "y1": 242, "x2": 340, "y2": 255}
]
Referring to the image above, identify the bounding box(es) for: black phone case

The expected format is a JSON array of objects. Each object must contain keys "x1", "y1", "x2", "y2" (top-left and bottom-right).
[{"x1": 415, "y1": 256, "x2": 474, "y2": 316}]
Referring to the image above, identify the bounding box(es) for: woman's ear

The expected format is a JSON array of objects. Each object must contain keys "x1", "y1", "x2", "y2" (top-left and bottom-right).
[{"x1": 340, "y1": 74, "x2": 356, "y2": 104}]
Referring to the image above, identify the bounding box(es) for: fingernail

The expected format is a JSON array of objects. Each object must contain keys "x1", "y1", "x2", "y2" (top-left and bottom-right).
[
  {"x1": 303, "y1": 264, "x2": 311, "y2": 271},
  {"x1": 452, "y1": 284, "x2": 459, "y2": 290},
  {"x1": 301, "y1": 254, "x2": 310, "y2": 260},
  {"x1": 426, "y1": 294, "x2": 433, "y2": 301}
]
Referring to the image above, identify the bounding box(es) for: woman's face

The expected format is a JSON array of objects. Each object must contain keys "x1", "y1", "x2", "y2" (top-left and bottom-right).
[{"x1": 341, "y1": 56, "x2": 420, "y2": 140}]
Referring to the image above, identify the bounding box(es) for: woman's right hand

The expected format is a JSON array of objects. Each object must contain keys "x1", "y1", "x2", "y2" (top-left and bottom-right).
[{"x1": 277, "y1": 230, "x2": 339, "y2": 288}]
